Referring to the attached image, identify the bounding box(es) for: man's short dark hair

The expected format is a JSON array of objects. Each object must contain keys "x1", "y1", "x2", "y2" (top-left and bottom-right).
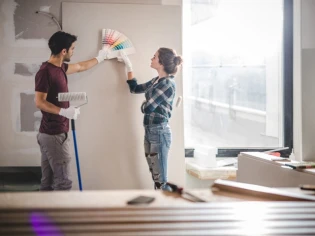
[{"x1": 48, "y1": 31, "x2": 77, "y2": 55}]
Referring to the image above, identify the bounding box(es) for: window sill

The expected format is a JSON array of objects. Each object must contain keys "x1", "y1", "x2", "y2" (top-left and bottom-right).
[{"x1": 185, "y1": 158, "x2": 237, "y2": 180}]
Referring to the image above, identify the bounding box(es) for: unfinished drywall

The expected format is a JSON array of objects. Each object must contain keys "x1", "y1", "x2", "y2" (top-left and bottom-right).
[
  {"x1": 0, "y1": 0, "x2": 179, "y2": 168},
  {"x1": 14, "y1": 63, "x2": 40, "y2": 76},
  {"x1": 0, "y1": 0, "x2": 48, "y2": 167},
  {"x1": 62, "y1": 2, "x2": 185, "y2": 190},
  {"x1": 14, "y1": 0, "x2": 60, "y2": 40},
  {"x1": 20, "y1": 92, "x2": 39, "y2": 132}
]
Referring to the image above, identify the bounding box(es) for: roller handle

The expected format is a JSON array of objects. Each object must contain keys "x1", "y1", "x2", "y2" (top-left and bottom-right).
[{"x1": 71, "y1": 119, "x2": 75, "y2": 131}]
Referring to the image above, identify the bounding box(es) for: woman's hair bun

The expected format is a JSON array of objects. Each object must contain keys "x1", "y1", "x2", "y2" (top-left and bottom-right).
[{"x1": 173, "y1": 56, "x2": 183, "y2": 66}]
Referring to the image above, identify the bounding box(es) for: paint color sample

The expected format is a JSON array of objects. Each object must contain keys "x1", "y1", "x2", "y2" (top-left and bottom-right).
[{"x1": 102, "y1": 28, "x2": 136, "y2": 59}]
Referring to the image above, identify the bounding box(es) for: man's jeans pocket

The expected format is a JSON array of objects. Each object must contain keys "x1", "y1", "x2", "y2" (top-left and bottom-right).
[{"x1": 54, "y1": 133, "x2": 68, "y2": 145}]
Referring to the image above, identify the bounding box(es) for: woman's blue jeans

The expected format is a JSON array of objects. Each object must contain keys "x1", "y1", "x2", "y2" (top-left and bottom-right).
[{"x1": 144, "y1": 122, "x2": 172, "y2": 191}]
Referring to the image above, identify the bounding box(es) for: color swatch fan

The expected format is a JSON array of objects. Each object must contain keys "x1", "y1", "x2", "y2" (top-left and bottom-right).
[{"x1": 102, "y1": 29, "x2": 136, "y2": 59}]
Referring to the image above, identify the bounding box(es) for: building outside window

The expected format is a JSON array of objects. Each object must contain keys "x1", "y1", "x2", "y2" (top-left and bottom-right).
[{"x1": 183, "y1": 0, "x2": 293, "y2": 157}]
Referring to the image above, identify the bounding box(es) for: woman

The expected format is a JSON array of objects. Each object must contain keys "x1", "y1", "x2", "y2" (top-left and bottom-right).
[{"x1": 119, "y1": 48, "x2": 183, "y2": 190}]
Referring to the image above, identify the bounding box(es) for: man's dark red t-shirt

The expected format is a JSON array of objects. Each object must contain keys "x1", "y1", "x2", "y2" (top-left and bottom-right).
[{"x1": 35, "y1": 62, "x2": 70, "y2": 135}]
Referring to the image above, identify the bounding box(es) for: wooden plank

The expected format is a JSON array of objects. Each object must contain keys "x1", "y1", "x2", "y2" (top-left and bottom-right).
[
  {"x1": 2, "y1": 190, "x2": 315, "y2": 235},
  {"x1": 3, "y1": 207, "x2": 315, "y2": 223},
  {"x1": 1, "y1": 222, "x2": 315, "y2": 235},
  {"x1": 212, "y1": 179, "x2": 315, "y2": 201},
  {"x1": 1, "y1": 207, "x2": 315, "y2": 235}
]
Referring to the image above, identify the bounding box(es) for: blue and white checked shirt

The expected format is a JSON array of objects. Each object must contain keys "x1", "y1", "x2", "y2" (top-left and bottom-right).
[{"x1": 127, "y1": 76, "x2": 176, "y2": 125}]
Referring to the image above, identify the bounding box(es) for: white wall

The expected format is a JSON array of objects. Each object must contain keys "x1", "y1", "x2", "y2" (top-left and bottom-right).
[
  {"x1": 62, "y1": 2, "x2": 184, "y2": 190},
  {"x1": 293, "y1": 0, "x2": 303, "y2": 161},
  {"x1": 297, "y1": 0, "x2": 315, "y2": 161}
]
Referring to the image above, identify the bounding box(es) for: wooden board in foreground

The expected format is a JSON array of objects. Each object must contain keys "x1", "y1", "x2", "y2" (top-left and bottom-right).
[{"x1": 212, "y1": 179, "x2": 315, "y2": 201}]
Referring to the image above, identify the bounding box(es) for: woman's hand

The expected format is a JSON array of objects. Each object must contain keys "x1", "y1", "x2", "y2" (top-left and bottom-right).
[{"x1": 118, "y1": 51, "x2": 133, "y2": 72}]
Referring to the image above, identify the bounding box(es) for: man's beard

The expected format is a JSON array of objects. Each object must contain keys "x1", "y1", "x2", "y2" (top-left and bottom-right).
[{"x1": 64, "y1": 57, "x2": 70, "y2": 62}]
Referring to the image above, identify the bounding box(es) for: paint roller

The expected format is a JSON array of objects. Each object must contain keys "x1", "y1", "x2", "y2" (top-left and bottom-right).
[
  {"x1": 58, "y1": 92, "x2": 88, "y2": 107},
  {"x1": 58, "y1": 92, "x2": 88, "y2": 191}
]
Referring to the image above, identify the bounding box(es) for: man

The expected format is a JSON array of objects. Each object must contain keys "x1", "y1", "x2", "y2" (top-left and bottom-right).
[{"x1": 35, "y1": 31, "x2": 108, "y2": 190}]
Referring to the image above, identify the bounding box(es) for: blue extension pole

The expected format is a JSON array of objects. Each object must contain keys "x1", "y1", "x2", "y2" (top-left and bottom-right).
[{"x1": 71, "y1": 119, "x2": 83, "y2": 191}]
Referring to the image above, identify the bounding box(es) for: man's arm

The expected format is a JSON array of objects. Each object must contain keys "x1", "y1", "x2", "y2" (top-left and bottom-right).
[
  {"x1": 66, "y1": 58, "x2": 98, "y2": 75},
  {"x1": 66, "y1": 49, "x2": 108, "y2": 75},
  {"x1": 35, "y1": 91, "x2": 61, "y2": 114}
]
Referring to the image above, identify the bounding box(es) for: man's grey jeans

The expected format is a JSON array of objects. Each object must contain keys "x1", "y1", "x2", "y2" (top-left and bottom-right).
[{"x1": 37, "y1": 133, "x2": 72, "y2": 190}]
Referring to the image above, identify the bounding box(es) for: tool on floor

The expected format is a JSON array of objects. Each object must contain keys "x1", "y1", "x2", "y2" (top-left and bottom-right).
[
  {"x1": 165, "y1": 182, "x2": 206, "y2": 202},
  {"x1": 263, "y1": 147, "x2": 289, "y2": 154},
  {"x1": 58, "y1": 92, "x2": 88, "y2": 191},
  {"x1": 263, "y1": 147, "x2": 289, "y2": 158}
]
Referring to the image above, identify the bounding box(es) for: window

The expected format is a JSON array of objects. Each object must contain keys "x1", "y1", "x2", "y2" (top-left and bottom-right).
[{"x1": 183, "y1": 0, "x2": 293, "y2": 157}]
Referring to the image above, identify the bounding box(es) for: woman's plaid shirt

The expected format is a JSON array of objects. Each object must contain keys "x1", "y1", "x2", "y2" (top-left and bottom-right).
[{"x1": 127, "y1": 76, "x2": 176, "y2": 125}]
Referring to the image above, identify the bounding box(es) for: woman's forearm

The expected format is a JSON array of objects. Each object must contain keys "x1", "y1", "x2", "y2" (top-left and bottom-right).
[{"x1": 127, "y1": 71, "x2": 133, "y2": 80}]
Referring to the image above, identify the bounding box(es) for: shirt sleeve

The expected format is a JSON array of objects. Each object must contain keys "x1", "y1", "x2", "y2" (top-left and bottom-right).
[
  {"x1": 35, "y1": 69, "x2": 50, "y2": 93},
  {"x1": 143, "y1": 81, "x2": 174, "y2": 113},
  {"x1": 127, "y1": 78, "x2": 154, "y2": 94}
]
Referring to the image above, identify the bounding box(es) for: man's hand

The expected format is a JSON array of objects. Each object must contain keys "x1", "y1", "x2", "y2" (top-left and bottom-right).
[
  {"x1": 59, "y1": 106, "x2": 80, "y2": 120},
  {"x1": 118, "y1": 51, "x2": 133, "y2": 72},
  {"x1": 95, "y1": 49, "x2": 109, "y2": 63}
]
